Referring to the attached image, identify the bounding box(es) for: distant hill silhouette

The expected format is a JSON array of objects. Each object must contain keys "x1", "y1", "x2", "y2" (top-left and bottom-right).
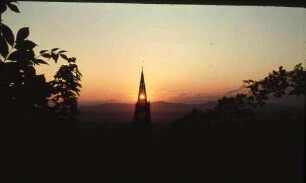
[
  {"x1": 77, "y1": 101, "x2": 302, "y2": 133},
  {"x1": 161, "y1": 102, "x2": 304, "y2": 140},
  {"x1": 78, "y1": 101, "x2": 217, "y2": 124},
  {"x1": 173, "y1": 102, "x2": 302, "y2": 122},
  {"x1": 79, "y1": 100, "x2": 301, "y2": 118}
]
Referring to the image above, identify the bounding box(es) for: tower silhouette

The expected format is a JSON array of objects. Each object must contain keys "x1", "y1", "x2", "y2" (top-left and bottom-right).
[{"x1": 132, "y1": 68, "x2": 152, "y2": 136}]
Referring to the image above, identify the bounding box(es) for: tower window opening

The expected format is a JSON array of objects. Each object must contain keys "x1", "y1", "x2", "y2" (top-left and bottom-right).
[{"x1": 140, "y1": 94, "x2": 146, "y2": 99}]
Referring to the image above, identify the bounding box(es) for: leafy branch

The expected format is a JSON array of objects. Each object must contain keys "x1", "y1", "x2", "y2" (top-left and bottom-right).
[{"x1": 0, "y1": 0, "x2": 82, "y2": 120}]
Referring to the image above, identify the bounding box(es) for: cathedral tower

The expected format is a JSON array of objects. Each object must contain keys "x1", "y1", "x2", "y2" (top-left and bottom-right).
[{"x1": 132, "y1": 68, "x2": 152, "y2": 135}]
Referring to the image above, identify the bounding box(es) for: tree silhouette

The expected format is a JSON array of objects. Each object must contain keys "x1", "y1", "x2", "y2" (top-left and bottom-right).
[
  {"x1": 213, "y1": 64, "x2": 305, "y2": 123},
  {"x1": 243, "y1": 63, "x2": 305, "y2": 112},
  {"x1": 0, "y1": 0, "x2": 82, "y2": 121},
  {"x1": 240, "y1": 63, "x2": 305, "y2": 177},
  {"x1": 215, "y1": 93, "x2": 254, "y2": 124},
  {"x1": 49, "y1": 56, "x2": 82, "y2": 119}
]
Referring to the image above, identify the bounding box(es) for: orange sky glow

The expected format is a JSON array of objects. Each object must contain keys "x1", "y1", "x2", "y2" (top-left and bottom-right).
[{"x1": 3, "y1": 2, "x2": 306, "y2": 104}]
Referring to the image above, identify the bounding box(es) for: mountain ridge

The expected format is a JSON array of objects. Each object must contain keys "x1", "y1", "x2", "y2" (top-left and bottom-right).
[{"x1": 78, "y1": 101, "x2": 302, "y2": 125}]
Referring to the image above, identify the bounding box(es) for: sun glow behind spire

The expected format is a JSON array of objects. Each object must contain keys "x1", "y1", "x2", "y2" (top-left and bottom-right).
[
  {"x1": 4, "y1": 2, "x2": 306, "y2": 104},
  {"x1": 140, "y1": 94, "x2": 146, "y2": 100}
]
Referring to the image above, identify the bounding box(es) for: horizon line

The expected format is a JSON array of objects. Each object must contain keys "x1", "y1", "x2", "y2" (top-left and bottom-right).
[{"x1": 79, "y1": 100, "x2": 217, "y2": 107}]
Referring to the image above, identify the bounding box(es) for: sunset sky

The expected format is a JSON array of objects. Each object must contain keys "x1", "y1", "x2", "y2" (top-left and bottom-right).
[{"x1": 3, "y1": 2, "x2": 306, "y2": 105}]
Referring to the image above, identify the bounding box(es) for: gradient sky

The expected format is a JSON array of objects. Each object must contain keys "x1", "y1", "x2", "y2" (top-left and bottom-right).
[{"x1": 3, "y1": 2, "x2": 306, "y2": 104}]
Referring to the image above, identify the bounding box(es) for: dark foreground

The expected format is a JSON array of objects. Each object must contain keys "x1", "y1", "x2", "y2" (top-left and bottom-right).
[{"x1": 0, "y1": 114, "x2": 304, "y2": 183}]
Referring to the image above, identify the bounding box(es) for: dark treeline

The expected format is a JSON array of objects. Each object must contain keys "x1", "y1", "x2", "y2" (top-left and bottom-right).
[{"x1": 0, "y1": 1, "x2": 305, "y2": 182}]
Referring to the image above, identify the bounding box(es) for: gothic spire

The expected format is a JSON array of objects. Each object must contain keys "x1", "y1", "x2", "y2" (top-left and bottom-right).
[
  {"x1": 138, "y1": 68, "x2": 147, "y2": 103},
  {"x1": 133, "y1": 67, "x2": 151, "y2": 136}
]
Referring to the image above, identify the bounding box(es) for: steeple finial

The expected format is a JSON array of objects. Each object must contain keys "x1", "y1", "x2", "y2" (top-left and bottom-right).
[{"x1": 142, "y1": 60, "x2": 144, "y2": 72}]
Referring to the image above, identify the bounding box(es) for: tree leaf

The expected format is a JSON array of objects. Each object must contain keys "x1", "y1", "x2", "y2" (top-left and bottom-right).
[
  {"x1": 16, "y1": 27, "x2": 29, "y2": 42},
  {"x1": 68, "y1": 57, "x2": 76, "y2": 63},
  {"x1": 1, "y1": 24, "x2": 14, "y2": 46},
  {"x1": 40, "y1": 50, "x2": 48, "y2": 54},
  {"x1": 7, "y1": 50, "x2": 19, "y2": 61},
  {"x1": 0, "y1": 3, "x2": 7, "y2": 14},
  {"x1": 58, "y1": 50, "x2": 67, "y2": 54},
  {"x1": 42, "y1": 53, "x2": 51, "y2": 59},
  {"x1": 0, "y1": 36, "x2": 9, "y2": 58},
  {"x1": 35, "y1": 59, "x2": 48, "y2": 65},
  {"x1": 51, "y1": 48, "x2": 59, "y2": 52},
  {"x1": 279, "y1": 66, "x2": 283, "y2": 71},
  {"x1": 59, "y1": 54, "x2": 69, "y2": 61},
  {"x1": 51, "y1": 52, "x2": 59, "y2": 63},
  {"x1": 17, "y1": 40, "x2": 37, "y2": 50},
  {"x1": 7, "y1": 3, "x2": 20, "y2": 13}
]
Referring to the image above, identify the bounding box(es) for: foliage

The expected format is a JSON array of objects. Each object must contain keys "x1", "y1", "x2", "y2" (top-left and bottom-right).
[
  {"x1": 215, "y1": 94, "x2": 254, "y2": 122},
  {"x1": 49, "y1": 57, "x2": 82, "y2": 119},
  {"x1": 243, "y1": 64, "x2": 305, "y2": 106},
  {"x1": 214, "y1": 63, "x2": 305, "y2": 122},
  {"x1": 0, "y1": 0, "x2": 20, "y2": 15},
  {"x1": 0, "y1": 0, "x2": 82, "y2": 120}
]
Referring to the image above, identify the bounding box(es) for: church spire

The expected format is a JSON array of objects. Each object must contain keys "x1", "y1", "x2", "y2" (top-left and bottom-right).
[
  {"x1": 138, "y1": 68, "x2": 147, "y2": 104},
  {"x1": 133, "y1": 67, "x2": 152, "y2": 137}
]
